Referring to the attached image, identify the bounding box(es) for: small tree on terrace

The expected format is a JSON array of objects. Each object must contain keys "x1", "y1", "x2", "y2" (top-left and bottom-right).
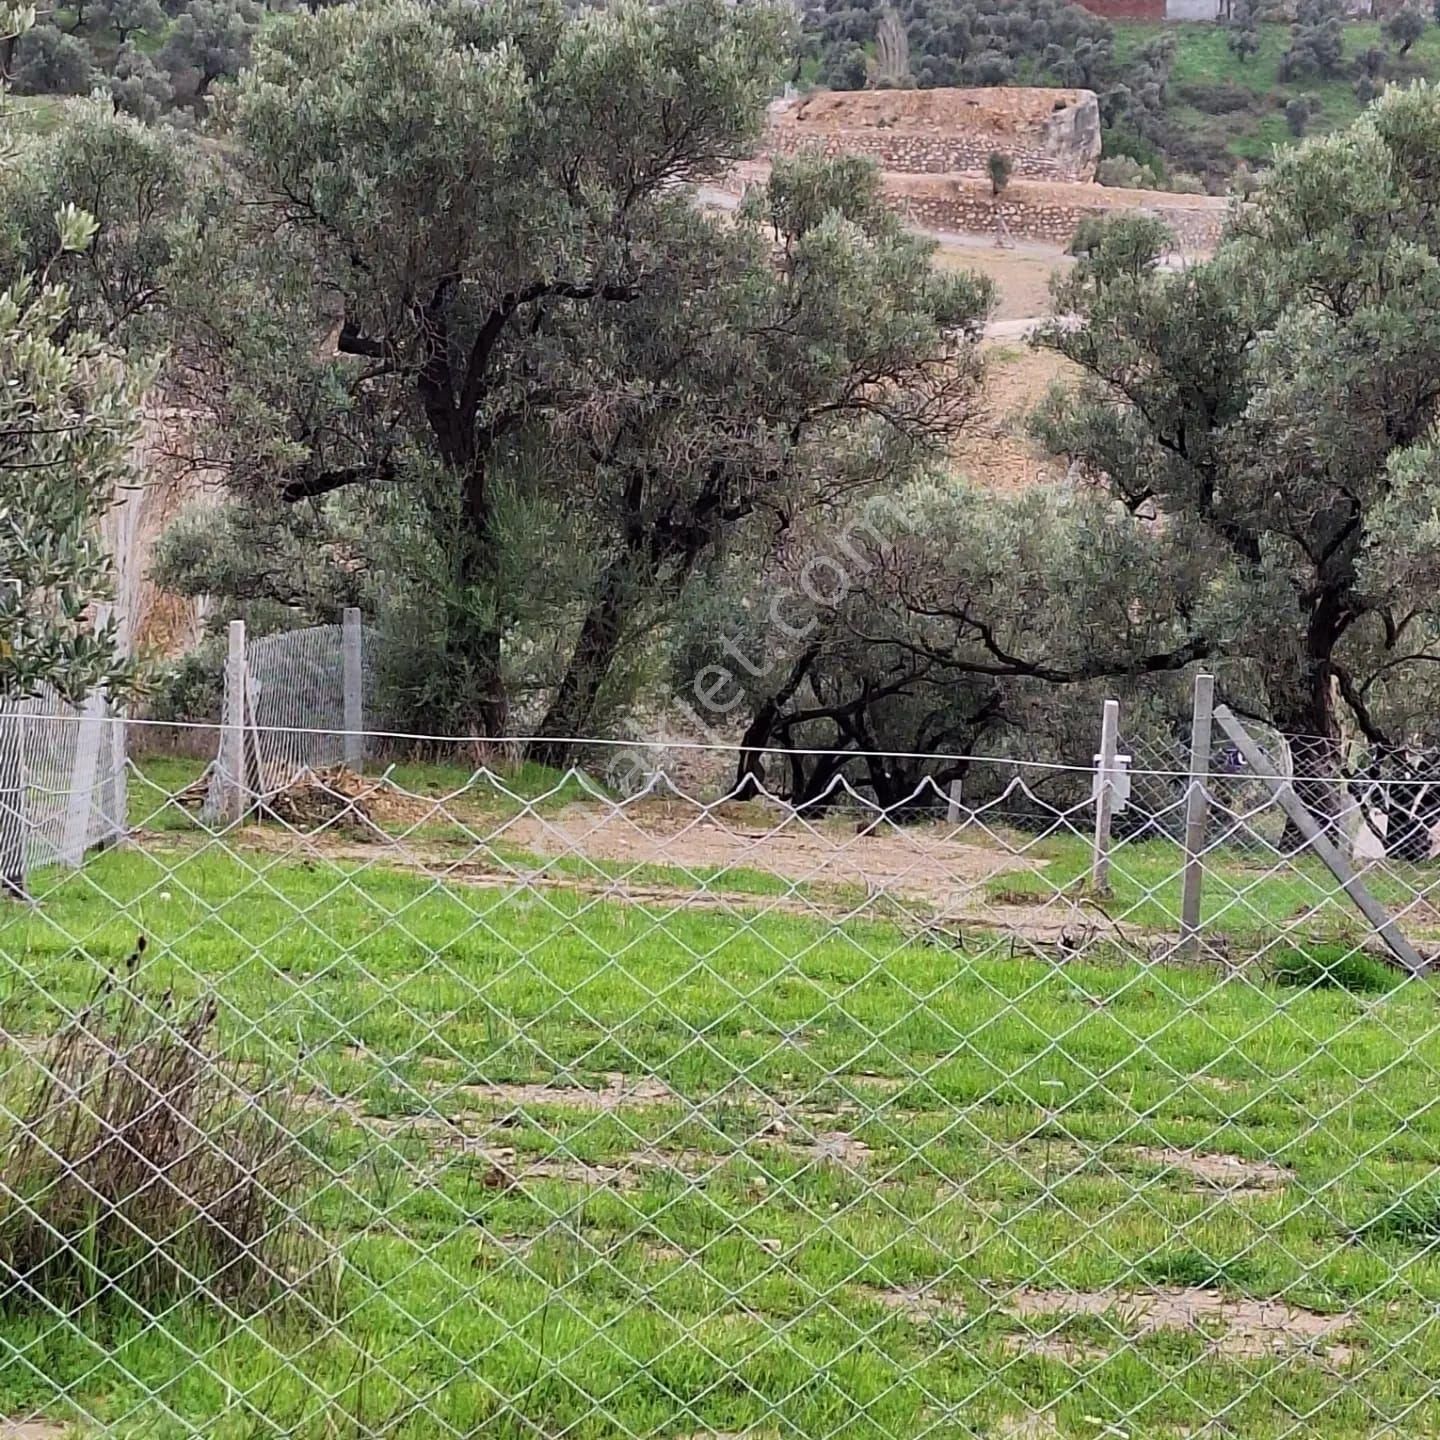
[
  {"x1": 1227, "y1": 0, "x2": 1262, "y2": 63},
  {"x1": 987, "y1": 148, "x2": 1012, "y2": 197},
  {"x1": 102, "y1": 0, "x2": 168, "y2": 46}
]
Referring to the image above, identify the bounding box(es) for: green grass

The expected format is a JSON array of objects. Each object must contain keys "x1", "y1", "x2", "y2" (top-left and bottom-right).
[
  {"x1": 3, "y1": 823, "x2": 1440, "y2": 1437},
  {"x1": 1114, "y1": 21, "x2": 1440, "y2": 170},
  {"x1": 986, "y1": 826, "x2": 1440, "y2": 945}
]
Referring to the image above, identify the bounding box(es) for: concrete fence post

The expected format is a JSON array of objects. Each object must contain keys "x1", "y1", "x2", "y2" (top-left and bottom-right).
[
  {"x1": 1091, "y1": 698, "x2": 1121, "y2": 896},
  {"x1": 343, "y1": 607, "x2": 363, "y2": 772},
  {"x1": 1178, "y1": 673, "x2": 1215, "y2": 961},
  {"x1": 222, "y1": 619, "x2": 248, "y2": 825}
]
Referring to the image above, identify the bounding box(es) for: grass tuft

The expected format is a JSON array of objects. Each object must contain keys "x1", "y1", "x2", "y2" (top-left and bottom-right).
[
  {"x1": 1357, "y1": 1189, "x2": 1440, "y2": 1246},
  {"x1": 0, "y1": 938, "x2": 315, "y2": 1313},
  {"x1": 1270, "y1": 944, "x2": 1402, "y2": 996},
  {"x1": 1138, "y1": 1248, "x2": 1260, "y2": 1290}
]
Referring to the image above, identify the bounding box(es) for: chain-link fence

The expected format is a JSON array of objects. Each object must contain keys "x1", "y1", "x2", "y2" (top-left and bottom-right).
[
  {"x1": 0, "y1": 687, "x2": 126, "y2": 896},
  {"x1": 3, "y1": 702, "x2": 1440, "y2": 1439}
]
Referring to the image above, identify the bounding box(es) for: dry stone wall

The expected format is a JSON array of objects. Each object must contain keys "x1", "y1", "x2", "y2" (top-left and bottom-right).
[
  {"x1": 886, "y1": 173, "x2": 1229, "y2": 251},
  {"x1": 764, "y1": 88, "x2": 1103, "y2": 183}
]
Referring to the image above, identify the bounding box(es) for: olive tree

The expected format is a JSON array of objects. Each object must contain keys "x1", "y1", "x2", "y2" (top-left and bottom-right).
[
  {"x1": 166, "y1": 0, "x2": 989, "y2": 757},
  {"x1": 1035, "y1": 85, "x2": 1440, "y2": 833}
]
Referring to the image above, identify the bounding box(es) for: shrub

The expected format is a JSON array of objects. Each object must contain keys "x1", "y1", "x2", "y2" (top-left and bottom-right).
[
  {"x1": 1096, "y1": 154, "x2": 1162, "y2": 189},
  {"x1": 1280, "y1": 0, "x2": 1346, "y2": 80},
  {"x1": 1285, "y1": 94, "x2": 1314, "y2": 137},
  {"x1": 987, "y1": 149, "x2": 1013, "y2": 197},
  {"x1": 1356, "y1": 73, "x2": 1386, "y2": 105},
  {"x1": 10, "y1": 23, "x2": 95, "y2": 96},
  {"x1": 1068, "y1": 214, "x2": 1109, "y2": 255},
  {"x1": 1384, "y1": 4, "x2": 1426, "y2": 56},
  {"x1": 0, "y1": 944, "x2": 315, "y2": 1313},
  {"x1": 1174, "y1": 79, "x2": 1258, "y2": 115},
  {"x1": 1167, "y1": 171, "x2": 1207, "y2": 194},
  {"x1": 110, "y1": 43, "x2": 174, "y2": 123}
]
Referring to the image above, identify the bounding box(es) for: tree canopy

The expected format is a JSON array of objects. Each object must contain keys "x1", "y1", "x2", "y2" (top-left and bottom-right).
[
  {"x1": 156, "y1": 0, "x2": 988, "y2": 756},
  {"x1": 1036, "y1": 82, "x2": 1440, "y2": 816},
  {"x1": 1, "y1": 31, "x2": 150, "y2": 705}
]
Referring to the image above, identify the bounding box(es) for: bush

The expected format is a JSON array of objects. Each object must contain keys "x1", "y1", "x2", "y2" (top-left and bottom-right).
[
  {"x1": 1356, "y1": 73, "x2": 1386, "y2": 105},
  {"x1": 1097, "y1": 154, "x2": 1162, "y2": 189},
  {"x1": 823, "y1": 43, "x2": 868, "y2": 89},
  {"x1": 10, "y1": 24, "x2": 95, "y2": 96},
  {"x1": 1167, "y1": 171, "x2": 1207, "y2": 195},
  {"x1": 0, "y1": 947, "x2": 315, "y2": 1312},
  {"x1": 146, "y1": 646, "x2": 224, "y2": 723},
  {"x1": 1384, "y1": 5, "x2": 1426, "y2": 56},
  {"x1": 1068, "y1": 214, "x2": 1109, "y2": 255},
  {"x1": 1280, "y1": 0, "x2": 1346, "y2": 80},
  {"x1": 1174, "y1": 80, "x2": 1258, "y2": 115},
  {"x1": 1285, "y1": 95, "x2": 1314, "y2": 137},
  {"x1": 987, "y1": 149, "x2": 1013, "y2": 197},
  {"x1": 110, "y1": 43, "x2": 174, "y2": 123}
]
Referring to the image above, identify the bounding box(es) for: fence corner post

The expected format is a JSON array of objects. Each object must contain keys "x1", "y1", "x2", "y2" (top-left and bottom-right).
[
  {"x1": 223, "y1": 619, "x2": 248, "y2": 825},
  {"x1": 342, "y1": 607, "x2": 364, "y2": 772},
  {"x1": 1178, "y1": 673, "x2": 1215, "y2": 961},
  {"x1": 1091, "y1": 698, "x2": 1121, "y2": 896}
]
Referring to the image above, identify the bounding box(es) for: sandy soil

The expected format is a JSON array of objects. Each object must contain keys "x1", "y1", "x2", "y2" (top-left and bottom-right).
[
  {"x1": 500, "y1": 802, "x2": 1038, "y2": 902},
  {"x1": 933, "y1": 237, "x2": 1071, "y2": 321}
]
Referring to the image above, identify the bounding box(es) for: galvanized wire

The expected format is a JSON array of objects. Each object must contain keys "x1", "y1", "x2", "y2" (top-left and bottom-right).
[{"x1": 4, "y1": 715, "x2": 1440, "y2": 1438}]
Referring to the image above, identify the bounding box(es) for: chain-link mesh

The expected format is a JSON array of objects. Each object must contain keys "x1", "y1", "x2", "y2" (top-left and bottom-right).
[
  {"x1": 5, "y1": 716, "x2": 1440, "y2": 1439},
  {"x1": 203, "y1": 622, "x2": 377, "y2": 819},
  {"x1": 0, "y1": 688, "x2": 125, "y2": 893}
]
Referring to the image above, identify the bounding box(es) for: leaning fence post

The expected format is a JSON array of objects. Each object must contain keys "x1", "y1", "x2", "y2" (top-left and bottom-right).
[
  {"x1": 1091, "y1": 698, "x2": 1121, "y2": 895},
  {"x1": 343, "y1": 606, "x2": 363, "y2": 772},
  {"x1": 222, "y1": 619, "x2": 248, "y2": 825},
  {"x1": 1178, "y1": 673, "x2": 1215, "y2": 961},
  {"x1": 1213, "y1": 705, "x2": 1427, "y2": 976}
]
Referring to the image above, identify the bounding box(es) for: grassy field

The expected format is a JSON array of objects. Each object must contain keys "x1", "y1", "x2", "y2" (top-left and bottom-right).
[
  {"x1": 1114, "y1": 20, "x2": 1440, "y2": 170},
  {"x1": 2, "y1": 758, "x2": 1440, "y2": 1437}
]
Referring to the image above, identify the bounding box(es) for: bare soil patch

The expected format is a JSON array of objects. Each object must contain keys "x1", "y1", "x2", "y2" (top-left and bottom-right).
[
  {"x1": 0, "y1": 1424, "x2": 71, "y2": 1439},
  {"x1": 864, "y1": 1285, "x2": 966, "y2": 1323},
  {"x1": 1129, "y1": 1146, "x2": 1292, "y2": 1194},
  {"x1": 1008, "y1": 1287, "x2": 1353, "y2": 1363},
  {"x1": 439, "y1": 1073, "x2": 676, "y2": 1112},
  {"x1": 863, "y1": 1281, "x2": 1351, "y2": 1364},
  {"x1": 501, "y1": 803, "x2": 1037, "y2": 908},
  {"x1": 933, "y1": 239, "x2": 1071, "y2": 322},
  {"x1": 958, "y1": 342, "x2": 1079, "y2": 492}
]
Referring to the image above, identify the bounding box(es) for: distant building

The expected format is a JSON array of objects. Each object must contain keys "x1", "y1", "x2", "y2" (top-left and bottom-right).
[{"x1": 1073, "y1": 0, "x2": 1225, "y2": 18}]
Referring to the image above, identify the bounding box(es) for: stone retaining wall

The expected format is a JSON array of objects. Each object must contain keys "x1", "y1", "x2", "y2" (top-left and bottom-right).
[
  {"x1": 885, "y1": 173, "x2": 1229, "y2": 251},
  {"x1": 764, "y1": 87, "x2": 1103, "y2": 184}
]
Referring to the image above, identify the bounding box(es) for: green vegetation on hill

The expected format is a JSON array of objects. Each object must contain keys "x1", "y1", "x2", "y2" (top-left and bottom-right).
[
  {"x1": 1113, "y1": 19, "x2": 1440, "y2": 170},
  {"x1": 802, "y1": 0, "x2": 1440, "y2": 184}
]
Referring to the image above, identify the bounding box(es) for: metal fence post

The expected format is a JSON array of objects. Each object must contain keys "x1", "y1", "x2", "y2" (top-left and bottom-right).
[
  {"x1": 1091, "y1": 698, "x2": 1120, "y2": 895},
  {"x1": 1178, "y1": 673, "x2": 1214, "y2": 961},
  {"x1": 343, "y1": 606, "x2": 363, "y2": 772},
  {"x1": 223, "y1": 619, "x2": 248, "y2": 825}
]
